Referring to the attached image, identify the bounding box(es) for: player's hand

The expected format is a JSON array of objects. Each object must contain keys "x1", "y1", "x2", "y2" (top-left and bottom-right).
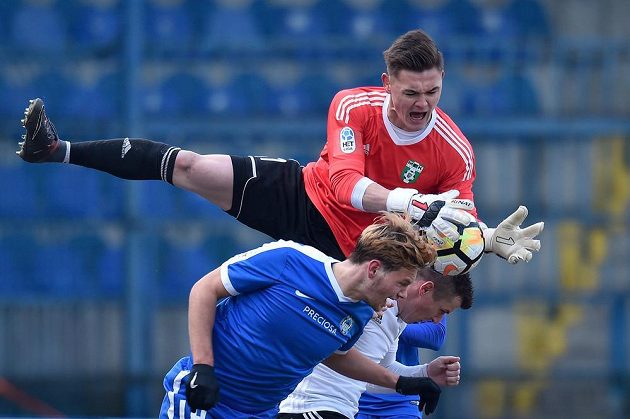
[
  {"x1": 184, "y1": 364, "x2": 220, "y2": 412},
  {"x1": 482, "y1": 206, "x2": 544, "y2": 263},
  {"x1": 427, "y1": 356, "x2": 461, "y2": 387},
  {"x1": 386, "y1": 188, "x2": 474, "y2": 227},
  {"x1": 395, "y1": 376, "x2": 441, "y2": 415},
  {"x1": 425, "y1": 207, "x2": 477, "y2": 245}
]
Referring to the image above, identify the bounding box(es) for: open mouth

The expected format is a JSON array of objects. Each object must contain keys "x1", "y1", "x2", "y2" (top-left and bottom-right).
[{"x1": 410, "y1": 111, "x2": 427, "y2": 122}]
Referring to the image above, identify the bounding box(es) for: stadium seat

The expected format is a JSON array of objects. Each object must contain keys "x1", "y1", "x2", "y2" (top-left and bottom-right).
[
  {"x1": 41, "y1": 166, "x2": 104, "y2": 218},
  {"x1": 295, "y1": 72, "x2": 342, "y2": 115},
  {"x1": 136, "y1": 181, "x2": 178, "y2": 219},
  {"x1": 143, "y1": 71, "x2": 208, "y2": 117},
  {"x1": 157, "y1": 232, "x2": 221, "y2": 301},
  {"x1": 30, "y1": 69, "x2": 74, "y2": 113},
  {"x1": 70, "y1": 233, "x2": 125, "y2": 297},
  {"x1": 224, "y1": 71, "x2": 273, "y2": 116},
  {"x1": 332, "y1": 0, "x2": 397, "y2": 42},
  {"x1": 403, "y1": 0, "x2": 482, "y2": 45},
  {"x1": 145, "y1": 0, "x2": 196, "y2": 52},
  {"x1": 0, "y1": 162, "x2": 40, "y2": 218},
  {"x1": 11, "y1": 0, "x2": 67, "y2": 52},
  {"x1": 0, "y1": 233, "x2": 34, "y2": 294},
  {"x1": 65, "y1": 66, "x2": 122, "y2": 120},
  {"x1": 68, "y1": 0, "x2": 122, "y2": 51},
  {"x1": 255, "y1": 0, "x2": 332, "y2": 41},
  {"x1": 0, "y1": 65, "x2": 42, "y2": 118},
  {"x1": 201, "y1": 0, "x2": 263, "y2": 49}
]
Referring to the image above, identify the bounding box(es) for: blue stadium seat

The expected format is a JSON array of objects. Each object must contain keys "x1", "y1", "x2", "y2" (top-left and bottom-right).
[
  {"x1": 70, "y1": 233, "x2": 124, "y2": 297},
  {"x1": 224, "y1": 71, "x2": 272, "y2": 116},
  {"x1": 157, "y1": 233, "x2": 221, "y2": 301},
  {"x1": 68, "y1": 0, "x2": 122, "y2": 50},
  {"x1": 254, "y1": 0, "x2": 332, "y2": 41},
  {"x1": 30, "y1": 69, "x2": 74, "y2": 113},
  {"x1": 402, "y1": 0, "x2": 482, "y2": 45},
  {"x1": 143, "y1": 71, "x2": 208, "y2": 117},
  {"x1": 0, "y1": 234, "x2": 35, "y2": 295},
  {"x1": 178, "y1": 188, "x2": 230, "y2": 220},
  {"x1": 31, "y1": 236, "x2": 89, "y2": 296},
  {"x1": 41, "y1": 166, "x2": 104, "y2": 218},
  {"x1": 0, "y1": 65, "x2": 40, "y2": 118},
  {"x1": 136, "y1": 181, "x2": 178, "y2": 219},
  {"x1": 202, "y1": 0, "x2": 263, "y2": 49},
  {"x1": 11, "y1": 0, "x2": 67, "y2": 52},
  {"x1": 145, "y1": 0, "x2": 196, "y2": 51},
  {"x1": 65, "y1": 68, "x2": 122, "y2": 120},
  {"x1": 332, "y1": 0, "x2": 397, "y2": 42},
  {"x1": 0, "y1": 163, "x2": 40, "y2": 218},
  {"x1": 294, "y1": 72, "x2": 341, "y2": 115}
]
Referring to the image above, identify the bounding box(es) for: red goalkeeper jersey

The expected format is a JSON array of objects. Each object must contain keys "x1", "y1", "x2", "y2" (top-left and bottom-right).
[{"x1": 303, "y1": 86, "x2": 477, "y2": 256}]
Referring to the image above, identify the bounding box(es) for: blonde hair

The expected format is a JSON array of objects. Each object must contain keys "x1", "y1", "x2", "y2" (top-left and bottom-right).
[{"x1": 349, "y1": 212, "x2": 436, "y2": 271}]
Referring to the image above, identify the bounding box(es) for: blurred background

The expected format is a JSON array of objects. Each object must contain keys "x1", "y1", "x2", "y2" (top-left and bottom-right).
[{"x1": 0, "y1": 0, "x2": 629, "y2": 417}]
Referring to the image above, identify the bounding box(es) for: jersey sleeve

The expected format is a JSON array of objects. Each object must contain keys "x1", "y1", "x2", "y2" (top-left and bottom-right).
[
  {"x1": 220, "y1": 243, "x2": 289, "y2": 295},
  {"x1": 399, "y1": 317, "x2": 447, "y2": 351},
  {"x1": 325, "y1": 90, "x2": 371, "y2": 206}
]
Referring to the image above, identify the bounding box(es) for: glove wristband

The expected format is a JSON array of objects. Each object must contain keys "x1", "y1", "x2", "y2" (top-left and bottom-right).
[
  {"x1": 192, "y1": 363, "x2": 215, "y2": 374},
  {"x1": 386, "y1": 188, "x2": 418, "y2": 212}
]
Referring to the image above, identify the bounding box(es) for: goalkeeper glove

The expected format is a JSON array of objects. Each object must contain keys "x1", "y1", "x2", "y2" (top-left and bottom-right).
[
  {"x1": 386, "y1": 188, "x2": 473, "y2": 228},
  {"x1": 395, "y1": 376, "x2": 441, "y2": 415},
  {"x1": 481, "y1": 206, "x2": 544, "y2": 263},
  {"x1": 185, "y1": 364, "x2": 220, "y2": 412},
  {"x1": 425, "y1": 207, "x2": 478, "y2": 244}
]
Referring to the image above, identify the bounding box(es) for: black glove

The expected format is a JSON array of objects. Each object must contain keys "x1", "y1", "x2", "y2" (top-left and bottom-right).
[
  {"x1": 184, "y1": 364, "x2": 220, "y2": 412},
  {"x1": 395, "y1": 376, "x2": 441, "y2": 415}
]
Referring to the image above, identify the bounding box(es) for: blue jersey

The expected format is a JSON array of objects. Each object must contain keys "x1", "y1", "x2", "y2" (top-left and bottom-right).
[
  {"x1": 161, "y1": 241, "x2": 374, "y2": 418},
  {"x1": 357, "y1": 317, "x2": 447, "y2": 418}
]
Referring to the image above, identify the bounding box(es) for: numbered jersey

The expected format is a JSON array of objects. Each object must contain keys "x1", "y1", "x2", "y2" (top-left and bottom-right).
[{"x1": 303, "y1": 86, "x2": 477, "y2": 256}]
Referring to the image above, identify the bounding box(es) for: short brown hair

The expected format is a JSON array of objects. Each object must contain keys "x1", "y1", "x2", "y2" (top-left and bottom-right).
[
  {"x1": 349, "y1": 212, "x2": 436, "y2": 272},
  {"x1": 383, "y1": 29, "x2": 444, "y2": 77}
]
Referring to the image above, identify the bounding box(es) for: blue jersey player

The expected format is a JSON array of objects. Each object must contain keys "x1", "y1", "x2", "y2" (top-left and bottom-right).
[
  {"x1": 160, "y1": 212, "x2": 441, "y2": 418},
  {"x1": 357, "y1": 317, "x2": 448, "y2": 419}
]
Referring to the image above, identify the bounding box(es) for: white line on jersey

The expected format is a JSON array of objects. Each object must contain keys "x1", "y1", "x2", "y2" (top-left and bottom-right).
[
  {"x1": 336, "y1": 92, "x2": 386, "y2": 123},
  {"x1": 434, "y1": 116, "x2": 474, "y2": 180}
]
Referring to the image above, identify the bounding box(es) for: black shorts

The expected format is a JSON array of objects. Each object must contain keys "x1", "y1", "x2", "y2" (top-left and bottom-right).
[
  {"x1": 226, "y1": 155, "x2": 345, "y2": 260},
  {"x1": 277, "y1": 412, "x2": 349, "y2": 419}
]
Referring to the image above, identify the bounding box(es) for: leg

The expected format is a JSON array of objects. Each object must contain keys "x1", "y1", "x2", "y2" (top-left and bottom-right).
[
  {"x1": 172, "y1": 151, "x2": 233, "y2": 210},
  {"x1": 17, "y1": 98, "x2": 234, "y2": 210}
]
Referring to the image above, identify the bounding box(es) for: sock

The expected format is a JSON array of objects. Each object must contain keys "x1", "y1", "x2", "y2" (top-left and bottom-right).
[
  {"x1": 48, "y1": 140, "x2": 69, "y2": 163},
  {"x1": 68, "y1": 138, "x2": 180, "y2": 183}
]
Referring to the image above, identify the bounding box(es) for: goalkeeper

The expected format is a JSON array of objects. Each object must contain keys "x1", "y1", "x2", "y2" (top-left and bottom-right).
[{"x1": 17, "y1": 29, "x2": 542, "y2": 263}]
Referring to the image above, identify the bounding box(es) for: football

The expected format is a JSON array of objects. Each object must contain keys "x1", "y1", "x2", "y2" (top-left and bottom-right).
[{"x1": 427, "y1": 220, "x2": 485, "y2": 276}]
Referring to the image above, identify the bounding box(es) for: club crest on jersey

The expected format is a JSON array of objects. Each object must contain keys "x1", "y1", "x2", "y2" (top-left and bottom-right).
[
  {"x1": 401, "y1": 160, "x2": 424, "y2": 184},
  {"x1": 340, "y1": 315, "x2": 354, "y2": 336},
  {"x1": 339, "y1": 127, "x2": 355, "y2": 153}
]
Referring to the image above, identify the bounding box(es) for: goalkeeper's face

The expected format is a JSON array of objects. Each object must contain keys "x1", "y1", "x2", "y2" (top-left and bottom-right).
[{"x1": 383, "y1": 68, "x2": 444, "y2": 132}]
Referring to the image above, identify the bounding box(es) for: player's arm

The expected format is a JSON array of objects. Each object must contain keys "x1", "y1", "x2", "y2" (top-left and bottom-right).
[
  {"x1": 324, "y1": 348, "x2": 443, "y2": 415},
  {"x1": 185, "y1": 268, "x2": 231, "y2": 411},
  {"x1": 188, "y1": 268, "x2": 230, "y2": 366},
  {"x1": 323, "y1": 347, "x2": 398, "y2": 388},
  {"x1": 399, "y1": 317, "x2": 447, "y2": 351}
]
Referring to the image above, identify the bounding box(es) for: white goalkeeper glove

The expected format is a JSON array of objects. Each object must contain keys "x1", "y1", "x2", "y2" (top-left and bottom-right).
[
  {"x1": 386, "y1": 188, "x2": 474, "y2": 228},
  {"x1": 426, "y1": 207, "x2": 477, "y2": 245},
  {"x1": 481, "y1": 206, "x2": 544, "y2": 264}
]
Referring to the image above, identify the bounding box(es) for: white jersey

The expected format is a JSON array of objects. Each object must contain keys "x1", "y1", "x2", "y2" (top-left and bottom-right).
[{"x1": 278, "y1": 301, "x2": 428, "y2": 418}]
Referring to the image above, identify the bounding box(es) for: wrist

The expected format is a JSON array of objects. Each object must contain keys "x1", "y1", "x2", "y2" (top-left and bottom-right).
[
  {"x1": 481, "y1": 226, "x2": 494, "y2": 253},
  {"x1": 386, "y1": 188, "x2": 418, "y2": 212}
]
